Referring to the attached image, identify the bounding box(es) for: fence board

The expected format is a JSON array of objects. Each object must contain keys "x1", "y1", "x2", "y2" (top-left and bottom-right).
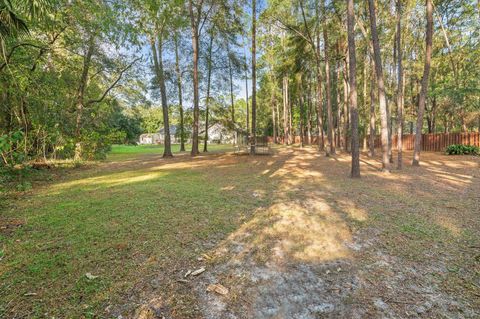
[{"x1": 268, "y1": 132, "x2": 480, "y2": 152}]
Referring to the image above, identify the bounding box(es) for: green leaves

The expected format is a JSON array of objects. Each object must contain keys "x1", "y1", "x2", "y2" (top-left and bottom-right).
[
  {"x1": 445, "y1": 144, "x2": 480, "y2": 155},
  {"x1": 0, "y1": 130, "x2": 25, "y2": 166},
  {"x1": 0, "y1": 0, "x2": 29, "y2": 39}
]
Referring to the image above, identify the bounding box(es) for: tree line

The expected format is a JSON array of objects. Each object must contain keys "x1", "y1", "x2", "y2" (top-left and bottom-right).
[
  {"x1": 1, "y1": 0, "x2": 479, "y2": 177},
  {"x1": 258, "y1": 0, "x2": 479, "y2": 176}
]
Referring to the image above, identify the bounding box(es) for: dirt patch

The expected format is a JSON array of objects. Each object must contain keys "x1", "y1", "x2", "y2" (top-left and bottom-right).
[
  {"x1": 0, "y1": 218, "x2": 25, "y2": 235},
  {"x1": 184, "y1": 147, "x2": 478, "y2": 318},
  {"x1": 4, "y1": 145, "x2": 478, "y2": 318}
]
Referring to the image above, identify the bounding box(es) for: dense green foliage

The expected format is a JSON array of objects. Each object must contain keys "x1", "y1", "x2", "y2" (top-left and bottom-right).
[
  {"x1": 0, "y1": 0, "x2": 143, "y2": 165},
  {"x1": 1, "y1": 0, "x2": 479, "y2": 166},
  {"x1": 445, "y1": 144, "x2": 480, "y2": 155}
]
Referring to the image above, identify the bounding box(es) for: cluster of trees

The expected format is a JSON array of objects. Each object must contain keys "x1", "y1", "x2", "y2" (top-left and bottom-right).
[
  {"x1": 257, "y1": 0, "x2": 479, "y2": 176},
  {"x1": 1, "y1": 0, "x2": 479, "y2": 176},
  {"x1": 0, "y1": 0, "x2": 253, "y2": 164},
  {"x1": 0, "y1": 0, "x2": 146, "y2": 163}
]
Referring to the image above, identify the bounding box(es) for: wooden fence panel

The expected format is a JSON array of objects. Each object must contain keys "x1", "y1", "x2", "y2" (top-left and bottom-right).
[{"x1": 267, "y1": 132, "x2": 480, "y2": 151}]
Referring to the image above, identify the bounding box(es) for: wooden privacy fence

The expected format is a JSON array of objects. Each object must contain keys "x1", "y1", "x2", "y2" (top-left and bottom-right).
[
  {"x1": 268, "y1": 132, "x2": 480, "y2": 152},
  {"x1": 372, "y1": 132, "x2": 480, "y2": 151}
]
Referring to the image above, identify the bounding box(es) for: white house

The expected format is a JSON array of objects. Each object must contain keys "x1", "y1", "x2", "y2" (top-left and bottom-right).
[
  {"x1": 201, "y1": 123, "x2": 235, "y2": 144},
  {"x1": 159, "y1": 125, "x2": 180, "y2": 144},
  {"x1": 139, "y1": 125, "x2": 180, "y2": 145},
  {"x1": 139, "y1": 123, "x2": 234, "y2": 145},
  {"x1": 138, "y1": 133, "x2": 162, "y2": 145}
]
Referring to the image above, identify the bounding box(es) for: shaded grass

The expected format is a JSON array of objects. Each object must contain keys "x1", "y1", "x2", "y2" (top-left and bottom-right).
[
  {"x1": 0, "y1": 147, "x2": 265, "y2": 318},
  {"x1": 1, "y1": 146, "x2": 479, "y2": 318}
]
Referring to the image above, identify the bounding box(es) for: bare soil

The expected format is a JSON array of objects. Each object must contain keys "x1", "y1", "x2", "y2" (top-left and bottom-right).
[{"x1": 133, "y1": 147, "x2": 480, "y2": 319}]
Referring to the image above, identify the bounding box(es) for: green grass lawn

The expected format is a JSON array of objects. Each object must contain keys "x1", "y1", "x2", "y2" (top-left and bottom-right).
[
  {"x1": 0, "y1": 144, "x2": 267, "y2": 318},
  {"x1": 108, "y1": 144, "x2": 233, "y2": 160},
  {"x1": 1, "y1": 147, "x2": 478, "y2": 318}
]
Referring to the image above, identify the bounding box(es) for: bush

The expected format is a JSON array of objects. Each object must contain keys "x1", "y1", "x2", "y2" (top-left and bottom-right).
[
  {"x1": 0, "y1": 131, "x2": 25, "y2": 166},
  {"x1": 445, "y1": 144, "x2": 480, "y2": 155},
  {"x1": 80, "y1": 130, "x2": 126, "y2": 160}
]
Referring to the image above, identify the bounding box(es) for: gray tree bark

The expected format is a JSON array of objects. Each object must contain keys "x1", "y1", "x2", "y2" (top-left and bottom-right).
[
  {"x1": 413, "y1": 0, "x2": 433, "y2": 166},
  {"x1": 174, "y1": 33, "x2": 185, "y2": 152},
  {"x1": 347, "y1": 0, "x2": 360, "y2": 178},
  {"x1": 396, "y1": 0, "x2": 404, "y2": 169},
  {"x1": 368, "y1": 0, "x2": 390, "y2": 171}
]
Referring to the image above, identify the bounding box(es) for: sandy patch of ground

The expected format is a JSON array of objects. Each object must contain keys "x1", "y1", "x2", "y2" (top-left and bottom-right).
[{"x1": 164, "y1": 147, "x2": 479, "y2": 319}]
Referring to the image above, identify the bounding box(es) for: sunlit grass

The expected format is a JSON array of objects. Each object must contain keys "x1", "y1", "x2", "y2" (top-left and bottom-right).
[
  {"x1": 108, "y1": 144, "x2": 233, "y2": 160},
  {"x1": 0, "y1": 144, "x2": 260, "y2": 318},
  {"x1": 1, "y1": 146, "x2": 478, "y2": 318}
]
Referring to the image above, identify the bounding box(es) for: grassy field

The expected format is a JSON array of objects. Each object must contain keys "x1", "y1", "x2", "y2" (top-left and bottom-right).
[
  {"x1": 0, "y1": 144, "x2": 266, "y2": 318},
  {"x1": 108, "y1": 144, "x2": 233, "y2": 160},
  {"x1": 1, "y1": 146, "x2": 479, "y2": 318}
]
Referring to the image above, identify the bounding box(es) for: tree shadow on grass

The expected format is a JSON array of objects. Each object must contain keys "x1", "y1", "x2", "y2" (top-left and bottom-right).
[{"x1": 1, "y1": 147, "x2": 479, "y2": 318}]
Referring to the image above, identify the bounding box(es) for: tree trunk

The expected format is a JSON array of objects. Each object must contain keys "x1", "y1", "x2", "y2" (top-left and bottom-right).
[
  {"x1": 228, "y1": 44, "x2": 235, "y2": 124},
  {"x1": 431, "y1": 96, "x2": 436, "y2": 133},
  {"x1": 174, "y1": 34, "x2": 185, "y2": 152},
  {"x1": 369, "y1": 59, "x2": 376, "y2": 157},
  {"x1": 300, "y1": 96, "x2": 304, "y2": 148},
  {"x1": 342, "y1": 56, "x2": 349, "y2": 152},
  {"x1": 315, "y1": 8, "x2": 324, "y2": 150},
  {"x1": 152, "y1": 34, "x2": 172, "y2": 157},
  {"x1": 387, "y1": 97, "x2": 393, "y2": 163},
  {"x1": 74, "y1": 34, "x2": 95, "y2": 160},
  {"x1": 368, "y1": 0, "x2": 390, "y2": 171},
  {"x1": 250, "y1": 0, "x2": 256, "y2": 155},
  {"x1": 363, "y1": 47, "x2": 368, "y2": 152},
  {"x1": 204, "y1": 34, "x2": 214, "y2": 153},
  {"x1": 335, "y1": 45, "x2": 342, "y2": 149},
  {"x1": 283, "y1": 76, "x2": 289, "y2": 144},
  {"x1": 413, "y1": 0, "x2": 433, "y2": 166},
  {"x1": 306, "y1": 83, "x2": 312, "y2": 145},
  {"x1": 276, "y1": 86, "x2": 281, "y2": 143},
  {"x1": 347, "y1": 0, "x2": 360, "y2": 178},
  {"x1": 188, "y1": 0, "x2": 200, "y2": 156},
  {"x1": 244, "y1": 38, "x2": 249, "y2": 135},
  {"x1": 396, "y1": 0, "x2": 404, "y2": 169},
  {"x1": 316, "y1": 56, "x2": 325, "y2": 150},
  {"x1": 323, "y1": 17, "x2": 335, "y2": 155},
  {"x1": 289, "y1": 98, "x2": 294, "y2": 143},
  {"x1": 271, "y1": 77, "x2": 277, "y2": 144}
]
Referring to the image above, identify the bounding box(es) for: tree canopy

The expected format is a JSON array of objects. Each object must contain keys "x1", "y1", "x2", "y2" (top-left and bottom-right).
[{"x1": 1, "y1": 0, "x2": 479, "y2": 171}]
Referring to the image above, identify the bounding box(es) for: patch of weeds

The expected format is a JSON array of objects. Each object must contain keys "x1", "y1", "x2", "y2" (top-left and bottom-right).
[
  {"x1": 16, "y1": 181, "x2": 32, "y2": 192},
  {"x1": 398, "y1": 216, "x2": 444, "y2": 240},
  {"x1": 446, "y1": 265, "x2": 460, "y2": 273},
  {"x1": 74, "y1": 275, "x2": 106, "y2": 298}
]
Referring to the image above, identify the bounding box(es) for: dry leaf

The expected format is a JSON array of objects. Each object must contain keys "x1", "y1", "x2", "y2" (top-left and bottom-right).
[
  {"x1": 85, "y1": 272, "x2": 99, "y2": 280},
  {"x1": 202, "y1": 253, "x2": 212, "y2": 260},
  {"x1": 206, "y1": 283, "x2": 229, "y2": 295},
  {"x1": 191, "y1": 267, "x2": 205, "y2": 276}
]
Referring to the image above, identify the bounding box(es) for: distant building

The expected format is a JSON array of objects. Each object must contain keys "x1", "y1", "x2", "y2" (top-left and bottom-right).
[
  {"x1": 159, "y1": 125, "x2": 180, "y2": 144},
  {"x1": 201, "y1": 122, "x2": 235, "y2": 144},
  {"x1": 139, "y1": 123, "x2": 235, "y2": 145},
  {"x1": 139, "y1": 125, "x2": 181, "y2": 145},
  {"x1": 138, "y1": 133, "x2": 162, "y2": 145}
]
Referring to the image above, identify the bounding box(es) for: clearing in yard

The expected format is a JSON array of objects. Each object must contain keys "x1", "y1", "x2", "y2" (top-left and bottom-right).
[{"x1": 1, "y1": 145, "x2": 479, "y2": 318}]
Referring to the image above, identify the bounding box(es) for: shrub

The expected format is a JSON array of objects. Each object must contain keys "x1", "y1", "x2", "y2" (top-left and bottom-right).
[
  {"x1": 445, "y1": 144, "x2": 480, "y2": 155},
  {"x1": 79, "y1": 130, "x2": 126, "y2": 160},
  {"x1": 0, "y1": 131, "x2": 25, "y2": 166}
]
